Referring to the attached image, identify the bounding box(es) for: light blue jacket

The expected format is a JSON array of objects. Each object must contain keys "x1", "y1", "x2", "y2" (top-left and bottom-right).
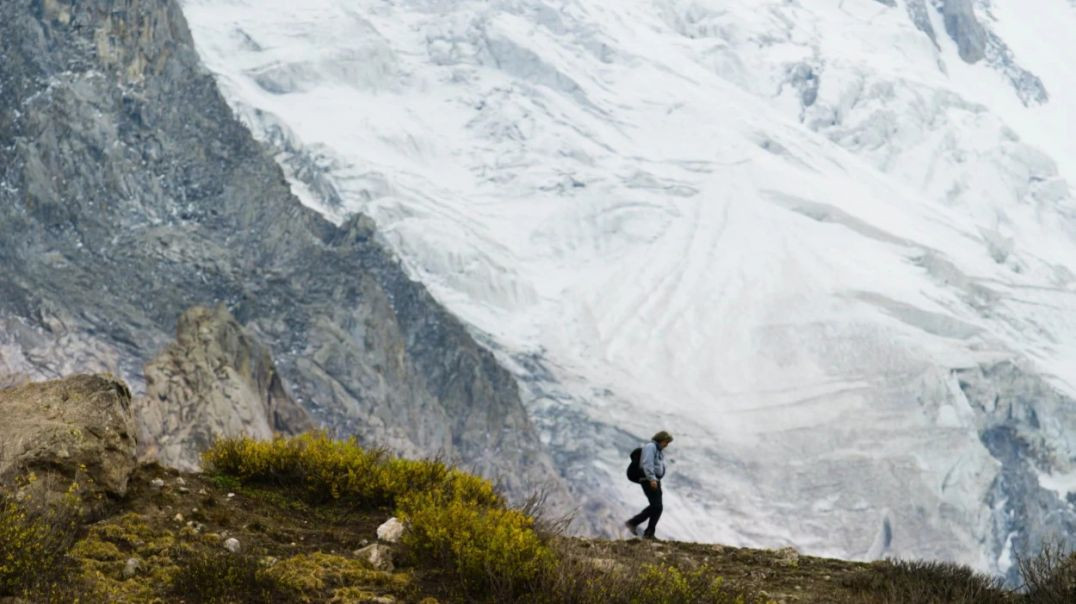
[{"x1": 640, "y1": 441, "x2": 666, "y2": 482}]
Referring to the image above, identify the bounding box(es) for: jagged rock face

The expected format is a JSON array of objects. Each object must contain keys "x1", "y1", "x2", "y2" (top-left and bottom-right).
[
  {"x1": 0, "y1": 0, "x2": 564, "y2": 504},
  {"x1": 137, "y1": 305, "x2": 312, "y2": 470},
  {"x1": 0, "y1": 374, "x2": 137, "y2": 510}
]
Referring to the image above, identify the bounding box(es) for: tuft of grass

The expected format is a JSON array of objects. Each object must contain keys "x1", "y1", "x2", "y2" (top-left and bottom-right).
[
  {"x1": 844, "y1": 559, "x2": 1013, "y2": 604},
  {"x1": 537, "y1": 550, "x2": 766, "y2": 604}
]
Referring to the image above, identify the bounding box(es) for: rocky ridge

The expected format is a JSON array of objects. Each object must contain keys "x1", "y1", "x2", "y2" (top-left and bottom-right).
[{"x1": 136, "y1": 304, "x2": 313, "y2": 471}]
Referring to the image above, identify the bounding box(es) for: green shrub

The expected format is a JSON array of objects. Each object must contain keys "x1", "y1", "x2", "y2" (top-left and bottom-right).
[
  {"x1": 845, "y1": 559, "x2": 1013, "y2": 604},
  {"x1": 168, "y1": 547, "x2": 297, "y2": 604},
  {"x1": 0, "y1": 492, "x2": 80, "y2": 598},
  {"x1": 266, "y1": 551, "x2": 410, "y2": 601},
  {"x1": 203, "y1": 432, "x2": 501, "y2": 509},
  {"x1": 628, "y1": 564, "x2": 749, "y2": 604},
  {"x1": 398, "y1": 489, "x2": 555, "y2": 597}
]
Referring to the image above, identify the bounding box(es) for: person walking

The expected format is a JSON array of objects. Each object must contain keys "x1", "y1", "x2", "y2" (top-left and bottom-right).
[{"x1": 626, "y1": 430, "x2": 673, "y2": 540}]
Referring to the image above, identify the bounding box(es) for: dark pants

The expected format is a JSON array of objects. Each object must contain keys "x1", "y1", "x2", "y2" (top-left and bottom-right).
[{"x1": 628, "y1": 481, "x2": 663, "y2": 536}]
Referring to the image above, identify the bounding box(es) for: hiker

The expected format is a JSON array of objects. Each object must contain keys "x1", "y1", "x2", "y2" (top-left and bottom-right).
[{"x1": 625, "y1": 430, "x2": 673, "y2": 540}]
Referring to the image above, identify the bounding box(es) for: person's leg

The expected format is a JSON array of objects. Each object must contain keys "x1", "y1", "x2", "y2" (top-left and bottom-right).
[
  {"x1": 642, "y1": 482, "x2": 662, "y2": 537},
  {"x1": 627, "y1": 482, "x2": 655, "y2": 529}
]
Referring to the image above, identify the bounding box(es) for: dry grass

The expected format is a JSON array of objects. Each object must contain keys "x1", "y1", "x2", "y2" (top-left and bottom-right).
[
  {"x1": 842, "y1": 559, "x2": 1013, "y2": 604},
  {"x1": 1016, "y1": 541, "x2": 1076, "y2": 604}
]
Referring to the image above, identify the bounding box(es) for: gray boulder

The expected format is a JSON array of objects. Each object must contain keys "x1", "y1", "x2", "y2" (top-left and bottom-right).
[
  {"x1": 353, "y1": 543, "x2": 394, "y2": 571},
  {"x1": 0, "y1": 374, "x2": 137, "y2": 511}
]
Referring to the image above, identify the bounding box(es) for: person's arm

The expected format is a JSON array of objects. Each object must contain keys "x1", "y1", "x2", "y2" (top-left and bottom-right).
[{"x1": 641, "y1": 443, "x2": 658, "y2": 483}]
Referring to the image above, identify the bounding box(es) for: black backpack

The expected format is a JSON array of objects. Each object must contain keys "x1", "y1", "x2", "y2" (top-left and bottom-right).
[{"x1": 626, "y1": 447, "x2": 643, "y2": 483}]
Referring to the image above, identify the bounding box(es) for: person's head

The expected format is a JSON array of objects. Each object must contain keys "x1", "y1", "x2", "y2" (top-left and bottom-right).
[{"x1": 652, "y1": 430, "x2": 673, "y2": 449}]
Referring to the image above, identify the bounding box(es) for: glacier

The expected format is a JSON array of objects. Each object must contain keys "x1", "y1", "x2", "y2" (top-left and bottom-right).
[{"x1": 178, "y1": 0, "x2": 1076, "y2": 578}]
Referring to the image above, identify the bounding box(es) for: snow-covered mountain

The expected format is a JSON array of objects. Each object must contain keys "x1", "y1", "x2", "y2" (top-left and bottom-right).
[{"x1": 179, "y1": 0, "x2": 1076, "y2": 578}]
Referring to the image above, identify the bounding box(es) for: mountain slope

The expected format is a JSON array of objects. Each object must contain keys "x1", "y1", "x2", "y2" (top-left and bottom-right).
[
  {"x1": 178, "y1": 0, "x2": 1076, "y2": 579},
  {"x1": 0, "y1": 0, "x2": 564, "y2": 508}
]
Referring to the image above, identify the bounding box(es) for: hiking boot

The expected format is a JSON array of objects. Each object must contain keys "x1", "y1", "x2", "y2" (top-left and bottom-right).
[
  {"x1": 642, "y1": 532, "x2": 659, "y2": 541},
  {"x1": 624, "y1": 520, "x2": 640, "y2": 536}
]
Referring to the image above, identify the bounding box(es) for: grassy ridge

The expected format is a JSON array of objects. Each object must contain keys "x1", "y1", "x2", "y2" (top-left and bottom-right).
[{"x1": 2, "y1": 433, "x2": 1076, "y2": 602}]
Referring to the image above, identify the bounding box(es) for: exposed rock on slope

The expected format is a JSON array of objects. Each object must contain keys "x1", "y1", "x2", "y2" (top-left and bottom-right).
[
  {"x1": 0, "y1": 374, "x2": 137, "y2": 510},
  {"x1": 136, "y1": 305, "x2": 312, "y2": 470},
  {"x1": 0, "y1": 0, "x2": 564, "y2": 505}
]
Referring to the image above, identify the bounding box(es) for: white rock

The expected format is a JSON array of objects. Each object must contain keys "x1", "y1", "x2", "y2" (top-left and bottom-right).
[
  {"x1": 376, "y1": 517, "x2": 405, "y2": 543},
  {"x1": 122, "y1": 557, "x2": 141, "y2": 579},
  {"x1": 150, "y1": 478, "x2": 165, "y2": 489},
  {"x1": 173, "y1": 513, "x2": 184, "y2": 523},
  {"x1": 223, "y1": 537, "x2": 241, "y2": 553},
  {"x1": 353, "y1": 543, "x2": 394, "y2": 571},
  {"x1": 175, "y1": 477, "x2": 187, "y2": 486}
]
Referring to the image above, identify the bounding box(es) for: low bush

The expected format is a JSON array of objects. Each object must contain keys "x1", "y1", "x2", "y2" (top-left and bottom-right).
[
  {"x1": 0, "y1": 491, "x2": 80, "y2": 598},
  {"x1": 540, "y1": 554, "x2": 762, "y2": 604},
  {"x1": 203, "y1": 432, "x2": 501, "y2": 509},
  {"x1": 398, "y1": 490, "x2": 555, "y2": 598},
  {"x1": 267, "y1": 551, "x2": 410, "y2": 602},
  {"x1": 845, "y1": 559, "x2": 1013, "y2": 604},
  {"x1": 626, "y1": 564, "x2": 756, "y2": 604},
  {"x1": 168, "y1": 547, "x2": 297, "y2": 604}
]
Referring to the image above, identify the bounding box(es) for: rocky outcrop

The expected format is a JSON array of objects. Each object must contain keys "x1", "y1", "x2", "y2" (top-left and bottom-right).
[
  {"x1": 897, "y1": 0, "x2": 1047, "y2": 105},
  {"x1": 957, "y1": 362, "x2": 1076, "y2": 584},
  {"x1": 940, "y1": 0, "x2": 987, "y2": 63},
  {"x1": 136, "y1": 305, "x2": 312, "y2": 470},
  {"x1": 0, "y1": 374, "x2": 137, "y2": 510},
  {"x1": 0, "y1": 0, "x2": 564, "y2": 503}
]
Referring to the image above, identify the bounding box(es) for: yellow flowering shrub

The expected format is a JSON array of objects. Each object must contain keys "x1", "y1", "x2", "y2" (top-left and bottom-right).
[
  {"x1": 398, "y1": 490, "x2": 555, "y2": 596},
  {"x1": 203, "y1": 432, "x2": 501, "y2": 508},
  {"x1": 204, "y1": 433, "x2": 547, "y2": 598},
  {"x1": 0, "y1": 493, "x2": 79, "y2": 597}
]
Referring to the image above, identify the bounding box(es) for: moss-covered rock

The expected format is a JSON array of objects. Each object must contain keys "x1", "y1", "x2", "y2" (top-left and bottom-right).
[{"x1": 0, "y1": 375, "x2": 137, "y2": 513}]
